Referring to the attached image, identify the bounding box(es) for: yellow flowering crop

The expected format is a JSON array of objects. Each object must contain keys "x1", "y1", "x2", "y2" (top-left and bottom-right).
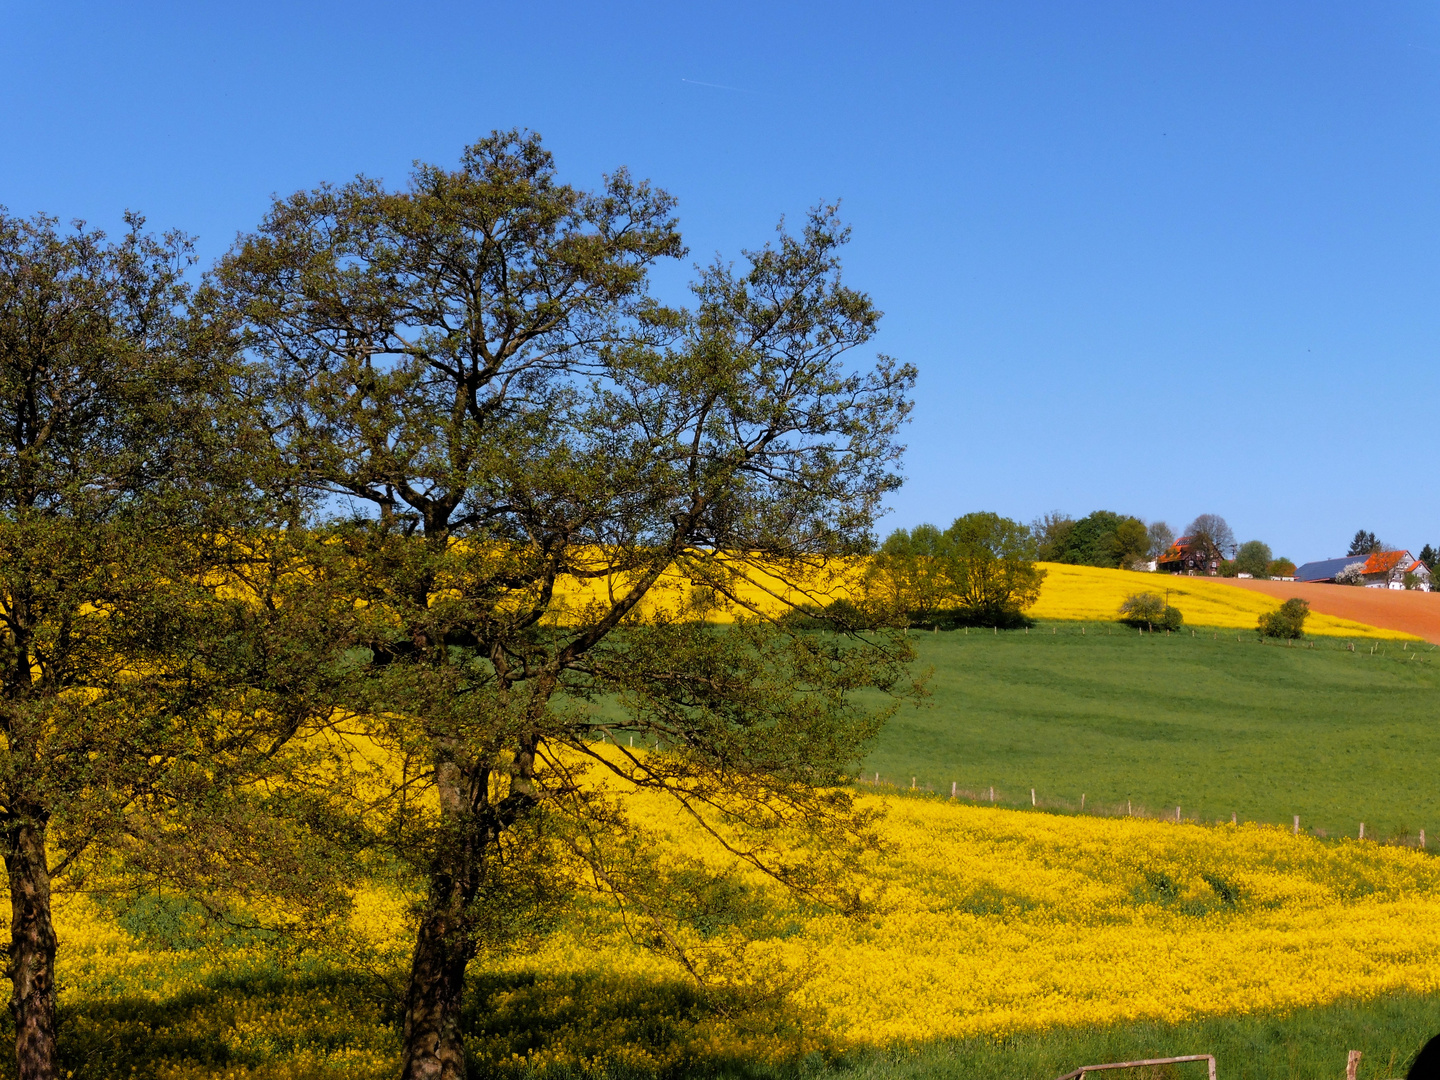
[
  {"x1": 546, "y1": 554, "x2": 1408, "y2": 639},
  {"x1": 1028, "y1": 563, "x2": 1412, "y2": 639},
  {"x1": 488, "y1": 786, "x2": 1440, "y2": 1047},
  {"x1": 39, "y1": 786, "x2": 1440, "y2": 1074}
]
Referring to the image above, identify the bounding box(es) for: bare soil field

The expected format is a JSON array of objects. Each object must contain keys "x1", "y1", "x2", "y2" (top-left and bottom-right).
[{"x1": 1219, "y1": 578, "x2": 1440, "y2": 644}]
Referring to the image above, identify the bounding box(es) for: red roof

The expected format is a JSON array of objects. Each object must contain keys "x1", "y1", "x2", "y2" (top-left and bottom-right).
[{"x1": 1361, "y1": 550, "x2": 1411, "y2": 575}]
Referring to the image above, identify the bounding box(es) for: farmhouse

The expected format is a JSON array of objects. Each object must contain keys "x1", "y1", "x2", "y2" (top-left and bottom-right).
[
  {"x1": 1293, "y1": 550, "x2": 1432, "y2": 591},
  {"x1": 1156, "y1": 535, "x2": 1223, "y2": 575}
]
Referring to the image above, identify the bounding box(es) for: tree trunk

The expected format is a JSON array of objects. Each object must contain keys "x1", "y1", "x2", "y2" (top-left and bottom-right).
[
  {"x1": 4, "y1": 816, "x2": 58, "y2": 1080},
  {"x1": 400, "y1": 886, "x2": 476, "y2": 1080}
]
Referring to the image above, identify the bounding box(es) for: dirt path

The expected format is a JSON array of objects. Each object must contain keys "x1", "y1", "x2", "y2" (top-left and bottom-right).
[{"x1": 1217, "y1": 578, "x2": 1440, "y2": 644}]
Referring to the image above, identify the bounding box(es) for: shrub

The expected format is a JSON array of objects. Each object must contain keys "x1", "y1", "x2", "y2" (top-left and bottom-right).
[
  {"x1": 1258, "y1": 598, "x2": 1310, "y2": 639},
  {"x1": 1268, "y1": 557, "x2": 1296, "y2": 578},
  {"x1": 1335, "y1": 562, "x2": 1367, "y2": 586},
  {"x1": 1117, "y1": 592, "x2": 1183, "y2": 631}
]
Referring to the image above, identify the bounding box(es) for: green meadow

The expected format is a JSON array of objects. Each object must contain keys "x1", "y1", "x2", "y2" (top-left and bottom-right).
[{"x1": 863, "y1": 623, "x2": 1440, "y2": 841}]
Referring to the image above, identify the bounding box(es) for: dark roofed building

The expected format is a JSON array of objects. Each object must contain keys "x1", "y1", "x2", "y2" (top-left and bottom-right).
[
  {"x1": 1156, "y1": 535, "x2": 1222, "y2": 575},
  {"x1": 1294, "y1": 551, "x2": 1432, "y2": 591}
]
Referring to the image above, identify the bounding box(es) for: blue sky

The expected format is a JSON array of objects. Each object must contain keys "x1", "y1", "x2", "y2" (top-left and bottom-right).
[{"x1": 5, "y1": 2, "x2": 1440, "y2": 560}]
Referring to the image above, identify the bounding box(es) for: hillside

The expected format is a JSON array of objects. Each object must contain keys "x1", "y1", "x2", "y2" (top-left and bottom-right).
[
  {"x1": 1218, "y1": 576, "x2": 1440, "y2": 644},
  {"x1": 864, "y1": 626, "x2": 1440, "y2": 838},
  {"x1": 1029, "y1": 563, "x2": 1414, "y2": 639}
]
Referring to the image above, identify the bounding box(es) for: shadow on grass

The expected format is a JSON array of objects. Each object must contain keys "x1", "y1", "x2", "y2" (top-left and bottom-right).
[
  {"x1": 4, "y1": 964, "x2": 1435, "y2": 1080},
  {"x1": 0, "y1": 967, "x2": 833, "y2": 1080}
]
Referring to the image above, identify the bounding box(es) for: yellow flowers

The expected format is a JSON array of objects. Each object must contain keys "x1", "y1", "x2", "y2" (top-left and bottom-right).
[
  {"x1": 41, "y1": 788, "x2": 1440, "y2": 1073},
  {"x1": 498, "y1": 792, "x2": 1440, "y2": 1045},
  {"x1": 1029, "y1": 563, "x2": 1412, "y2": 639}
]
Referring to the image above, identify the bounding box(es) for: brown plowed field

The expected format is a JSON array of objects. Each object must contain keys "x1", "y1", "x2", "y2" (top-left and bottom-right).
[{"x1": 1217, "y1": 578, "x2": 1440, "y2": 644}]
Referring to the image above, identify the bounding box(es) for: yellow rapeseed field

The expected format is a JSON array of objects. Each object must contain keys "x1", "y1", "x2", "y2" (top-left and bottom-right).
[
  {"x1": 509, "y1": 785, "x2": 1440, "y2": 1045},
  {"x1": 548, "y1": 555, "x2": 1410, "y2": 639},
  {"x1": 1029, "y1": 563, "x2": 1412, "y2": 639},
  {"x1": 48, "y1": 783, "x2": 1440, "y2": 1074}
]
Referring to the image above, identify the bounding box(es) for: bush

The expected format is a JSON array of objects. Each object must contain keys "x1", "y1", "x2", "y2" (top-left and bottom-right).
[
  {"x1": 1335, "y1": 562, "x2": 1367, "y2": 586},
  {"x1": 1117, "y1": 592, "x2": 1183, "y2": 631},
  {"x1": 1258, "y1": 598, "x2": 1310, "y2": 639},
  {"x1": 1268, "y1": 557, "x2": 1296, "y2": 578}
]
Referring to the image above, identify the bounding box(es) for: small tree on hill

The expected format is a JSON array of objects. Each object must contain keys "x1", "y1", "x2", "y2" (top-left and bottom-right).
[
  {"x1": 1117, "y1": 592, "x2": 1182, "y2": 632},
  {"x1": 1234, "y1": 540, "x2": 1273, "y2": 578},
  {"x1": 868, "y1": 524, "x2": 954, "y2": 627},
  {"x1": 1258, "y1": 598, "x2": 1310, "y2": 639},
  {"x1": 1185, "y1": 514, "x2": 1236, "y2": 559},
  {"x1": 1146, "y1": 521, "x2": 1175, "y2": 560},
  {"x1": 1267, "y1": 557, "x2": 1296, "y2": 578},
  {"x1": 1348, "y1": 530, "x2": 1383, "y2": 556},
  {"x1": 944, "y1": 512, "x2": 1046, "y2": 627}
]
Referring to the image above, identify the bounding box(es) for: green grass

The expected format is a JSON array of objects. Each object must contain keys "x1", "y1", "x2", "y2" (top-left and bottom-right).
[
  {"x1": 832, "y1": 994, "x2": 1440, "y2": 1080},
  {"x1": 863, "y1": 622, "x2": 1440, "y2": 840}
]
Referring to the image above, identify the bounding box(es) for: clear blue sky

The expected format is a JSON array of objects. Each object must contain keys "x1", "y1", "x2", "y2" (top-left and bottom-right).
[{"x1": 6, "y1": 2, "x2": 1440, "y2": 561}]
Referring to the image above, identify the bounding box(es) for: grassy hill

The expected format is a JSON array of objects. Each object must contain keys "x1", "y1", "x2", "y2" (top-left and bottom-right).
[{"x1": 863, "y1": 622, "x2": 1440, "y2": 840}]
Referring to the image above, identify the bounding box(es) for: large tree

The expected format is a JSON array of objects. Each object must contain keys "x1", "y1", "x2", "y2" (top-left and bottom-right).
[
  {"x1": 0, "y1": 210, "x2": 352, "y2": 1080},
  {"x1": 217, "y1": 131, "x2": 917, "y2": 1080},
  {"x1": 1185, "y1": 513, "x2": 1236, "y2": 558}
]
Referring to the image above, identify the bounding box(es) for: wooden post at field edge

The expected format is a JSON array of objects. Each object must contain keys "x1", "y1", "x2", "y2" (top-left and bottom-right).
[
  {"x1": 1347, "y1": 1050, "x2": 1361, "y2": 1080},
  {"x1": 1359, "y1": 822, "x2": 1366, "y2": 840},
  {"x1": 1031, "y1": 788, "x2": 1036, "y2": 806},
  {"x1": 951, "y1": 781, "x2": 957, "y2": 799},
  {"x1": 1293, "y1": 815, "x2": 1299, "y2": 835}
]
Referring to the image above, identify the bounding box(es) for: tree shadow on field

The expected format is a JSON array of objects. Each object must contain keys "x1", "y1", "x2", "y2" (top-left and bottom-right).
[
  {"x1": 0, "y1": 967, "x2": 836, "y2": 1080},
  {"x1": 463, "y1": 970, "x2": 839, "y2": 1080}
]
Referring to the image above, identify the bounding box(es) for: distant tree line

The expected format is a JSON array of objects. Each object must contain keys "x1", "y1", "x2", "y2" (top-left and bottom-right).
[{"x1": 1029, "y1": 510, "x2": 1294, "y2": 579}]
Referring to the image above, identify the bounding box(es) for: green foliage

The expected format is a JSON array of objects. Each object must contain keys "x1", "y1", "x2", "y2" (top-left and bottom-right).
[
  {"x1": 1234, "y1": 540, "x2": 1273, "y2": 578},
  {"x1": 218, "y1": 129, "x2": 918, "y2": 1070},
  {"x1": 869, "y1": 513, "x2": 1045, "y2": 628},
  {"x1": 1258, "y1": 598, "x2": 1311, "y2": 639},
  {"x1": 861, "y1": 627, "x2": 1440, "y2": 838},
  {"x1": 1349, "y1": 530, "x2": 1383, "y2": 556},
  {"x1": 0, "y1": 209, "x2": 360, "y2": 1075},
  {"x1": 1034, "y1": 511, "x2": 1148, "y2": 569},
  {"x1": 1268, "y1": 557, "x2": 1297, "y2": 578},
  {"x1": 1116, "y1": 592, "x2": 1182, "y2": 631}
]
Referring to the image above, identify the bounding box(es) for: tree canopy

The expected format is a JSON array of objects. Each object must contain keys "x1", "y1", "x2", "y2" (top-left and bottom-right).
[
  {"x1": 1032, "y1": 510, "x2": 1147, "y2": 569},
  {"x1": 215, "y1": 130, "x2": 919, "y2": 1080},
  {"x1": 1348, "y1": 530, "x2": 1383, "y2": 556},
  {"x1": 0, "y1": 210, "x2": 352, "y2": 1080},
  {"x1": 870, "y1": 512, "x2": 1045, "y2": 628}
]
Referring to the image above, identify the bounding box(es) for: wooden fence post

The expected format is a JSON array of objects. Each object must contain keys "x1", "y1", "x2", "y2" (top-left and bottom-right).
[
  {"x1": 1421, "y1": 828, "x2": 1426, "y2": 848},
  {"x1": 1081, "y1": 793, "x2": 1086, "y2": 810},
  {"x1": 1294, "y1": 815, "x2": 1299, "y2": 836},
  {"x1": 1347, "y1": 1050, "x2": 1361, "y2": 1080},
  {"x1": 989, "y1": 786, "x2": 995, "y2": 802},
  {"x1": 951, "y1": 781, "x2": 957, "y2": 798},
  {"x1": 1359, "y1": 822, "x2": 1366, "y2": 840},
  {"x1": 1031, "y1": 788, "x2": 1036, "y2": 806}
]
